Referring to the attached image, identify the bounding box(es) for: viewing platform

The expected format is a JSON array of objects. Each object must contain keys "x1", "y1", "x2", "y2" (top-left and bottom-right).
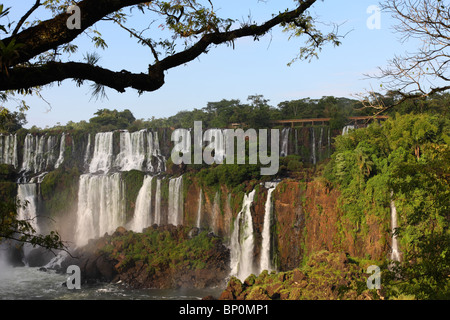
[{"x1": 269, "y1": 116, "x2": 389, "y2": 128}]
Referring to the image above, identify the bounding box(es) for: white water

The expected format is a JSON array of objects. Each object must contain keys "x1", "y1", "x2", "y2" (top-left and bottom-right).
[
  {"x1": 168, "y1": 176, "x2": 183, "y2": 226},
  {"x1": 115, "y1": 130, "x2": 147, "y2": 171},
  {"x1": 212, "y1": 191, "x2": 220, "y2": 235},
  {"x1": 75, "y1": 173, "x2": 125, "y2": 246},
  {"x1": 84, "y1": 133, "x2": 91, "y2": 164},
  {"x1": 311, "y1": 127, "x2": 317, "y2": 165},
  {"x1": 390, "y1": 194, "x2": 401, "y2": 262},
  {"x1": 280, "y1": 128, "x2": 290, "y2": 157},
  {"x1": 230, "y1": 190, "x2": 256, "y2": 282},
  {"x1": 54, "y1": 133, "x2": 65, "y2": 169},
  {"x1": 260, "y1": 182, "x2": 278, "y2": 273},
  {"x1": 196, "y1": 189, "x2": 203, "y2": 228},
  {"x1": 147, "y1": 131, "x2": 165, "y2": 173},
  {"x1": 342, "y1": 125, "x2": 355, "y2": 135},
  {"x1": 89, "y1": 132, "x2": 114, "y2": 173},
  {"x1": 154, "y1": 178, "x2": 162, "y2": 225},
  {"x1": 130, "y1": 175, "x2": 153, "y2": 232},
  {"x1": 17, "y1": 183, "x2": 39, "y2": 234},
  {"x1": 0, "y1": 134, "x2": 18, "y2": 168},
  {"x1": 0, "y1": 266, "x2": 223, "y2": 300},
  {"x1": 21, "y1": 134, "x2": 60, "y2": 174}
]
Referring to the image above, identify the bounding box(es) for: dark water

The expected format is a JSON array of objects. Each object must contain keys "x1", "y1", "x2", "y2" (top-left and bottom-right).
[{"x1": 0, "y1": 265, "x2": 224, "y2": 300}]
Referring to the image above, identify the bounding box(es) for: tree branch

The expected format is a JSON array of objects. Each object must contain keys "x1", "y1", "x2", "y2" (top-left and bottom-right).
[
  {"x1": 0, "y1": 61, "x2": 165, "y2": 93},
  {"x1": 3, "y1": 0, "x2": 156, "y2": 65},
  {"x1": 0, "y1": 0, "x2": 319, "y2": 94},
  {"x1": 11, "y1": 0, "x2": 41, "y2": 36}
]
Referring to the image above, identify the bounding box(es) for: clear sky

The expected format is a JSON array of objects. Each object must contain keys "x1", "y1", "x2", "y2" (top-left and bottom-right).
[{"x1": 3, "y1": 0, "x2": 420, "y2": 128}]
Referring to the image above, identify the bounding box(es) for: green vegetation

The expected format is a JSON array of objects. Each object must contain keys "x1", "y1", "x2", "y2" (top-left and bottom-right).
[
  {"x1": 324, "y1": 113, "x2": 450, "y2": 299},
  {"x1": 221, "y1": 251, "x2": 379, "y2": 300},
  {"x1": 0, "y1": 163, "x2": 65, "y2": 251},
  {"x1": 40, "y1": 167, "x2": 80, "y2": 219},
  {"x1": 101, "y1": 227, "x2": 222, "y2": 274},
  {"x1": 121, "y1": 170, "x2": 145, "y2": 221}
]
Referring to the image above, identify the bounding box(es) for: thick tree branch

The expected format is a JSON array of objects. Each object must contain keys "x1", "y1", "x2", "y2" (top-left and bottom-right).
[
  {"x1": 0, "y1": 62, "x2": 165, "y2": 93},
  {"x1": 0, "y1": 0, "x2": 318, "y2": 94},
  {"x1": 3, "y1": 0, "x2": 155, "y2": 65}
]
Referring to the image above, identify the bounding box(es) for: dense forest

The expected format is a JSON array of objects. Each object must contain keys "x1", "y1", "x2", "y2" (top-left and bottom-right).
[{"x1": 2, "y1": 91, "x2": 449, "y2": 134}]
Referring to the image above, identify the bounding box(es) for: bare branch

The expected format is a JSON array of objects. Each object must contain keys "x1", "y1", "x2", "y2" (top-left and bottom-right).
[{"x1": 12, "y1": 0, "x2": 41, "y2": 36}]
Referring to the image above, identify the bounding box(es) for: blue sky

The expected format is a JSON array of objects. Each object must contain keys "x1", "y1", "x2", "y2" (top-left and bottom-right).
[{"x1": 4, "y1": 0, "x2": 420, "y2": 128}]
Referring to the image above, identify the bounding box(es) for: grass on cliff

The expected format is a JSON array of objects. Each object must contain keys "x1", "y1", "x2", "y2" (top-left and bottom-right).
[{"x1": 101, "y1": 227, "x2": 221, "y2": 275}]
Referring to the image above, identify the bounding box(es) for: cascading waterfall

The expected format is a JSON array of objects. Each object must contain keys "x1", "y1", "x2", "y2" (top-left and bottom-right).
[
  {"x1": 89, "y1": 132, "x2": 114, "y2": 173},
  {"x1": 21, "y1": 134, "x2": 59, "y2": 175},
  {"x1": 84, "y1": 133, "x2": 91, "y2": 165},
  {"x1": 54, "y1": 133, "x2": 65, "y2": 169},
  {"x1": 280, "y1": 128, "x2": 290, "y2": 157},
  {"x1": 154, "y1": 178, "x2": 162, "y2": 225},
  {"x1": 0, "y1": 134, "x2": 18, "y2": 168},
  {"x1": 318, "y1": 127, "x2": 323, "y2": 161},
  {"x1": 147, "y1": 131, "x2": 165, "y2": 173},
  {"x1": 196, "y1": 189, "x2": 203, "y2": 228},
  {"x1": 115, "y1": 130, "x2": 147, "y2": 171},
  {"x1": 230, "y1": 190, "x2": 256, "y2": 282},
  {"x1": 130, "y1": 175, "x2": 153, "y2": 232},
  {"x1": 311, "y1": 127, "x2": 317, "y2": 165},
  {"x1": 328, "y1": 126, "x2": 331, "y2": 157},
  {"x1": 390, "y1": 192, "x2": 401, "y2": 262},
  {"x1": 74, "y1": 173, "x2": 125, "y2": 246},
  {"x1": 212, "y1": 191, "x2": 220, "y2": 235},
  {"x1": 260, "y1": 182, "x2": 278, "y2": 273},
  {"x1": 15, "y1": 183, "x2": 40, "y2": 265},
  {"x1": 17, "y1": 183, "x2": 39, "y2": 234},
  {"x1": 168, "y1": 176, "x2": 183, "y2": 226},
  {"x1": 342, "y1": 125, "x2": 355, "y2": 136}
]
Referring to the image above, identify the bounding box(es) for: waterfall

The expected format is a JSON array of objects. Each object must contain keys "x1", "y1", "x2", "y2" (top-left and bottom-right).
[
  {"x1": 342, "y1": 125, "x2": 355, "y2": 135},
  {"x1": 74, "y1": 173, "x2": 125, "y2": 246},
  {"x1": 0, "y1": 134, "x2": 18, "y2": 168},
  {"x1": 168, "y1": 176, "x2": 183, "y2": 226},
  {"x1": 327, "y1": 126, "x2": 331, "y2": 157},
  {"x1": 318, "y1": 127, "x2": 324, "y2": 161},
  {"x1": 260, "y1": 182, "x2": 278, "y2": 273},
  {"x1": 115, "y1": 130, "x2": 147, "y2": 171},
  {"x1": 212, "y1": 191, "x2": 220, "y2": 235},
  {"x1": 154, "y1": 178, "x2": 162, "y2": 225},
  {"x1": 280, "y1": 128, "x2": 290, "y2": 157},
  {"x1": 230, "y1": 190, "x2": 256, "y2": 282},
  {"x1": 390, "y1": 193, "x2": 401, "y2": 262},
  {"x1": 89, "y1": 132, "x2": 114, "y2": 173},
  {"x1": 17, "y1": 183, "x2": 39, "y2": 234},
  {"x1": 311, "y1": 127, "x2": 317, "y2": 165},
  {"x1": 84, "y1": 133, "x2": 91, "y2": 165},
  {"x1": 196, "y1": 189, "x2": 203, "y2": 228},
  {"x1": 21, "y1": 134, "x2": 59, "y2": 175},
  {"x1": 147, "y1": 131, "x2": 165, "y2": 173},
  {"x1": 54, "y1": 133, "x2": 65, "y2": 169},
  {"x1": 130, "y1": 175, "x2": 154, "y2": 232}
]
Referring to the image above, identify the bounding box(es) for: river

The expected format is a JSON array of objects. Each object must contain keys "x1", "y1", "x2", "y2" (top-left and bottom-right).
[{"x1": 0, "y1": 265, "x2": 224, "y2": 300}]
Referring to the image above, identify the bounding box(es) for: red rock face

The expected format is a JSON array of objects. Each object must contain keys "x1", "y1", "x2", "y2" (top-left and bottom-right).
[{"x1": 182, "y1": 177, "x2": 390, "y2": 274}]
